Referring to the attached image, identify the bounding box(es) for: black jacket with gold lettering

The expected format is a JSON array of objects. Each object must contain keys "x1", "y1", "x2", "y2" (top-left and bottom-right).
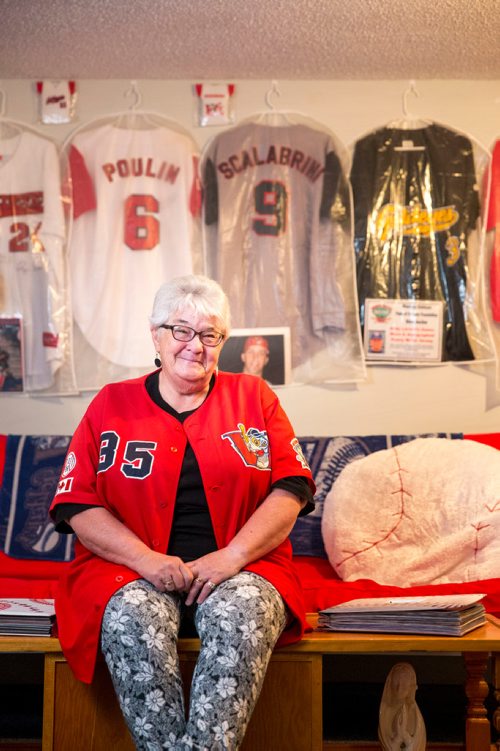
[{"x1": 350, "y1": 123, "x2": 479, "y2": 361}]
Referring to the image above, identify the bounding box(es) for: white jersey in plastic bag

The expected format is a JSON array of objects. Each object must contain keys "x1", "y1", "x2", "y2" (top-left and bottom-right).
[
  {"x1": 202, "y1": 117, "x2": 364, "y2": 383},
  {"x1": 66, "y1": 122, "x2": 201, "y2": 368},
  {"x1": 0, "y1": 130, "x2": 65, "y2": 390}
]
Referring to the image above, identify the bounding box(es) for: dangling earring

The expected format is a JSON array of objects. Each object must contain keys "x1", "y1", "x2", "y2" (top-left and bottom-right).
[{"x1": 154, "y1": 353, "x2": 161, "y2": 368}]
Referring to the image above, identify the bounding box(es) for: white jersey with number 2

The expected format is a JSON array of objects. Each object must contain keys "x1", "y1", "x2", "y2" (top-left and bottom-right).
[{"x1": 0, "y1": 130, "x2": 65, "y2": 390}]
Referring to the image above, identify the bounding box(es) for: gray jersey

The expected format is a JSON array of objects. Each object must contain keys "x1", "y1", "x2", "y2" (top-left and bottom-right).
[{"x1": 202, "y1": 121, "x2": 349, "y2": 368}]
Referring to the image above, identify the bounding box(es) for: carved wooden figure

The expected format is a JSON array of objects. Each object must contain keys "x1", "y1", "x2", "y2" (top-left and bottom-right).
[{"x1": 378, "y1": 662, "x2": 426, "y2": 751}]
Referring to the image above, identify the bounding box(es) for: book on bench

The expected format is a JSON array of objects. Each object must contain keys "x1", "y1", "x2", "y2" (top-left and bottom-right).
[
  {"x1": 318, "y1": 593, "x2": 487, "y2": 637},
  {"x1": 0, "y1": 598, "x2": 55, "y2": 636}
]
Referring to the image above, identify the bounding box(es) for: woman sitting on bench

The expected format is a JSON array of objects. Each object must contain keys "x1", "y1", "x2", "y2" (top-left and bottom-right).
[{"x1": 50, "y1": 274, "x2": 315, "y2": 750}]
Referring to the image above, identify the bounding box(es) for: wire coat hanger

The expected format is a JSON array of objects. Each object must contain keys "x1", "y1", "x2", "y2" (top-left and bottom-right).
[
  {"x1": 254, "y1": 80, "x2": 314, "y2": 127},
  {"x1": 114, "y1": 80, "x2": 157, "y2": 129},
  {"x1": 212, "y1": 80, "x2": 351, "y2": 171},
  {"x1": 387, "y1": 80, "x2": 430, "y2": 132},
  {"x1": 124, "y1": 80, "x2": 142, "y2": 111},
  {"x1": 402, "y1": 80, "x2": 419, "y2": 120},
  {"x1": 254, "y1": 80, "x2": 291, "y2": 126},
  {"x1": 265, "y1": 80, "x2": 281, "y2": 111},
  {"x1": 61, "y1": 80, "x2": 196, "y2": 152},
  {"x1": 386, "y1": 80, "x2": 490, "y2": 156}
]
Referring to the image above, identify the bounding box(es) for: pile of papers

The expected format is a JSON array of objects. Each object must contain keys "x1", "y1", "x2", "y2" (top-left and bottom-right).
[
  {"x1": 0, "y1": 598, "x2": 55, "y2": 636},
  {"x1": 318, "y1": 594, "x2": 487, "y2": 637}
]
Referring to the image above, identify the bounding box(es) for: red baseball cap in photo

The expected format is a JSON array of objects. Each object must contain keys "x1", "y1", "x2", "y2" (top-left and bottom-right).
[{"x1": 243, "y1": 336, "x2": 269, "y2": 352}]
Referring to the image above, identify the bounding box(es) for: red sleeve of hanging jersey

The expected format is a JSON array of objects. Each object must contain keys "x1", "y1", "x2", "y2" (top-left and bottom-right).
[
  {"x1": 189, "y1": 155, "x2": 202, "y2": 217},
  {"x1": 486, "y1": 141, "x2": 500, "y2": 320},
  {"x1": 68, "y1": 144, "x2": 97, "y2": 219}
]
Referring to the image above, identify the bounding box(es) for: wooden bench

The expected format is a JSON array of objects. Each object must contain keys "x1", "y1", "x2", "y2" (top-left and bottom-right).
[{"x1": 1, "y1": 614, "x2": 500, "y2": 751}]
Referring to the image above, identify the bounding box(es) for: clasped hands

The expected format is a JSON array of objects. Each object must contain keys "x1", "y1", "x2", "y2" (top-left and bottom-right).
[{"x1": 141, "y1": 547, "x2": 245, "y2": 605}]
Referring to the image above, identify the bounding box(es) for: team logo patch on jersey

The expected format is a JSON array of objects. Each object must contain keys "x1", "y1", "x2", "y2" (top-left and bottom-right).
[
  {"x1": 43, "y1": 331, "x2": 59, "y2": 348},
  {"x1": 61, "y1": 451, "x2": 76, "y2": 477},
  {"x1": 291, "y1": 437, "x2": 311, "y2": 470},
  {"x1": 222, "y1": 423, "x2": 270, "y2": 470},
  {"x1": 56, "y1": 477, "x2": 74, "y2": 495}
]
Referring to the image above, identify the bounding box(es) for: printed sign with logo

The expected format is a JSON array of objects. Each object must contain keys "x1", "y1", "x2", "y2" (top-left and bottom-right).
[{"x1": 364, "y1": 298, "x2": 444, "y2": 362}]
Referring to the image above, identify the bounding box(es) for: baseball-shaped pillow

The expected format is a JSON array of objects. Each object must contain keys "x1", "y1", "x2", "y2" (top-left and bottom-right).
[{"x1": 321, "y1": 437, "x2": 500, "y2": 586}]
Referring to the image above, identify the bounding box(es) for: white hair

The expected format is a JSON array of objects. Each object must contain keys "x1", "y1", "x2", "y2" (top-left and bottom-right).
[{"x1": 149, "y1": 274, "x2": 231, "y2": 333}]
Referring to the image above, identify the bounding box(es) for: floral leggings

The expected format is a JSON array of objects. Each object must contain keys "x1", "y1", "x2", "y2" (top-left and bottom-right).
[{"x1": 101, "y1": 572, "x2": 287, "y2": 751}]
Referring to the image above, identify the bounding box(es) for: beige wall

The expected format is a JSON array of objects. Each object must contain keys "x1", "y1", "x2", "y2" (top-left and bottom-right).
[{"x1": 1, "y1": 78, "x2": 500, "y2": 436}]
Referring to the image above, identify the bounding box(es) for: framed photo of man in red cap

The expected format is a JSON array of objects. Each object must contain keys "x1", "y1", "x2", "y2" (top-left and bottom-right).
[
  {"x1": 218, "y1": 327, "x2": 291, "y2": 385},
  {"x1": 0, "y1": 317, "x2": 24, "y2": 392}
]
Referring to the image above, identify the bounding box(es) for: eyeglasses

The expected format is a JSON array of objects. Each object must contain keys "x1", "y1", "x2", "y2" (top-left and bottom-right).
[{"x1": 159, "y1": 324, "x2": 225, "y2": 347}]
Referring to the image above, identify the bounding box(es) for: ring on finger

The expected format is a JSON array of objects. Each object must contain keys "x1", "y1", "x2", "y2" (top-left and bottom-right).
[
  {"x1": 206, "y1": 581, "x2": 216, "y2": 591},
  {"x1": 195, "y1": 577, "x2": 205, "y2": 585}
]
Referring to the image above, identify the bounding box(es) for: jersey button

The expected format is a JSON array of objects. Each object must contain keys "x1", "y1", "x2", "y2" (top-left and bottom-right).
[
  {"x1": 159, "y1": 502, "x2": 167, "y2": 508},
  {"x1": 115, "y1": 575, "x2": 124, "y2": 583},
  {"x1": 211, "y1": 485, "x2": 220, "y2": 492},
  {"x1": 170, "y1": 446, "x2": 178, "y2": 453},
  {"x1": 152, "y1": 539, "x2": 160, "y2": 547}
]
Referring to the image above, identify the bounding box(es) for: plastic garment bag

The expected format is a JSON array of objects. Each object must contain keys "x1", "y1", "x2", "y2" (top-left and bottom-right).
[
  {"x1": 486, "y1": 139, "x2": 500, "y2": 321},
  {"x1": 351, "y1": 122, "x2": 493, "y2": 363},
  {"x1": 201, "y1": 112, "x2": 366, "y2": 385},
  {"x1": 62, "y1": 112, "x2": 202, "y2": 390},
  {"x1": 0, "y1": 120, "x2": 74, "y2": 393}
]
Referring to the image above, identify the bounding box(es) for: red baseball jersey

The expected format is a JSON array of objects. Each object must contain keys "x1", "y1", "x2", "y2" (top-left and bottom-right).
[
  {"x1": 487, "y1": 140, "x2": 500, "y2": 320},
  {"x1": 50, "y1": 370, "x2": 315, "y2": 683}
]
